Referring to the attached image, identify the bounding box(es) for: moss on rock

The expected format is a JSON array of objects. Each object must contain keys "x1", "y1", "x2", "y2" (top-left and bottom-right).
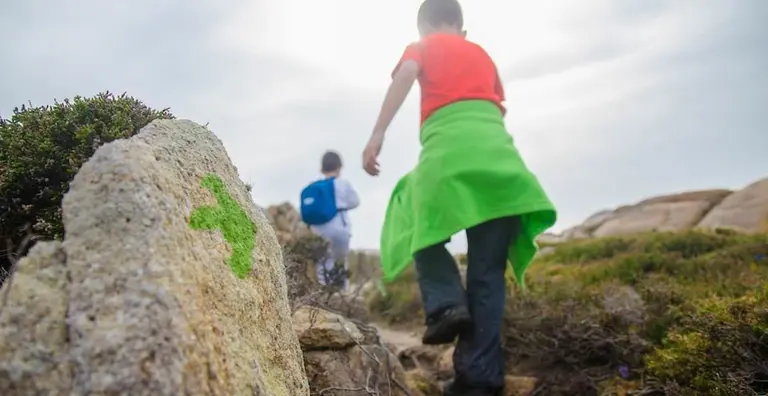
[{"x1": 190, "y1": 174, "x2": 257, "y2": 279}]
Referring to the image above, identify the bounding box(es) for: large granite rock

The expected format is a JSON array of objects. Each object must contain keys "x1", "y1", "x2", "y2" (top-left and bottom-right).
[
  {"x1": 697, "y1": 177, "x2": 768, "y2": 233},
  {"x1": 293, "y1": 307, "x2": 364, "y2": 351},
  {"x1": 592, "y1": 200, "x2": 713, "y2": 237},
  {"x1": 0, "y1": 242, "x2": 70, "y2": 395},
  {"x1": 0, "y1": 120, "x2": 309, "y2": 396},
  {"x1": 592, "y1": 190, "x2": 731, "y2": 238},
  {"x1": 543, "y1": 188, "x2": 740, "y2": 243}
]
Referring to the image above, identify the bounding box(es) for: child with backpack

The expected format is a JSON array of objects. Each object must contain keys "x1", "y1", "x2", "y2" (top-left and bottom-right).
[
  {"x1": 300, "y1": 151, "x2": 360, "y2": 289},
  {"x1": 361, "y1": 1, "x2": 557, "y2": 395}
]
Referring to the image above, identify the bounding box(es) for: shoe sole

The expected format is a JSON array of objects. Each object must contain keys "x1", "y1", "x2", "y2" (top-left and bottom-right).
[{"x1": 422, "y1": 312, "x2": 473, "y2": 345}]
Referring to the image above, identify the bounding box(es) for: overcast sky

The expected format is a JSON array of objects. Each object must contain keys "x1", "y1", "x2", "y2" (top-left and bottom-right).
[{"x1": 2, "y1": 0, "x2": 767, "y2": 252}]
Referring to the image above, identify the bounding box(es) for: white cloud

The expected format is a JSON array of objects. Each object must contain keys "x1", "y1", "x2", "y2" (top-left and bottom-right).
[{"x1": 1, "y1": 0, "x2": 766, "y2": 253}]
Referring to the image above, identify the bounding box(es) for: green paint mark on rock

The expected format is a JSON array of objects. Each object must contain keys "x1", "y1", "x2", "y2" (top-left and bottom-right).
[{"x1": 190, "y1": 174, "x2": 257, "y2": 279}]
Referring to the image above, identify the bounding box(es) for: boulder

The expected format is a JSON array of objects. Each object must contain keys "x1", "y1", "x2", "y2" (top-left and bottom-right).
[
  {"x1": 0, "y1": 242, "x2": 70, "y2": 395},
  {"x1": 591, "y1": 190, "x2": 733, "y2": 238},
  {"x1": 406, "y1": 368, "x2": 442, "y2": 396},
  {"x1": 592, "y1": 201, "x2": 713, "y2": 237},
  {"x1": 633, "y1": 189, "x2": 732, "y2": 206},
  {"x1": 295, "y1": 307, "x2": 413, "y2": 396},
  {"x1": 0, "y1": 120, "x2": 309, "y2": 395},
  {"x1": 505, "y1": 375, "x2": 537, "y2": 396},
  {"x1": 304, "y1": 345, "x2": 410, "y2": 396},
  {"x1": 552, "y1": 189, "x2": 737, "y2": 242},
  {"x1": 697, "y1": 178, "x2": 768, "y2": 233},
  {"x1": 293, "y1": 307, "x2": 364, "y2": 351},
  {"x1": 436, "y1": 347, "x2": 455, "y2": 379},
  {"x1": 578, "y1": 209, "x2": 616, "y2": 233},
  {"x1": 266, "y1": 202, "x2": 312, "y2": 245}
]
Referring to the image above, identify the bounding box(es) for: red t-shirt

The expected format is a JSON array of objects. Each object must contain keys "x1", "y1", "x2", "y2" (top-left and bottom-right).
[{"x1": 392, "y1": 33, "x2": 506, "y2": 124}]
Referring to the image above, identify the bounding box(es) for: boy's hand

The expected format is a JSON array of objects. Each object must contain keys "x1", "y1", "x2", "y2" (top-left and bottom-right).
[{"x1": 363, "y1": 132, "x2": 384, "y2": 176}]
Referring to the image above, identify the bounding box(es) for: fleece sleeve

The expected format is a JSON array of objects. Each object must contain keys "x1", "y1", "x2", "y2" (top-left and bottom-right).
[{"x1": 335, "y1": 178, "x2": 360, "y2": 210}]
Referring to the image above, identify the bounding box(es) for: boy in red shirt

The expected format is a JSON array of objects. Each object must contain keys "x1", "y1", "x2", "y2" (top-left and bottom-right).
[{"x1": 363, "y1": 0, "x2": 557, "y2": 394}]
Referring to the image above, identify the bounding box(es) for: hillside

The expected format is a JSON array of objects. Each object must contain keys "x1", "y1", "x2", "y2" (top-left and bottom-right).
[
  {"x1": 366, "y1": 230, "x2": 768, "y2": 395},
  {"x1": 262, "y1": 177, "x2": 768, "y2": 395}
]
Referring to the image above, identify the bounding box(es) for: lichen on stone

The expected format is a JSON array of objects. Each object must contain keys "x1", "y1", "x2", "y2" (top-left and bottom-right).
[{"x1": 190, "y1": 174, "x2": 257, "y2": 279}]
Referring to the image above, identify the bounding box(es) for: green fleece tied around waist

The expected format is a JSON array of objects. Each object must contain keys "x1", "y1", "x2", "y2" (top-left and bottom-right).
[{"x1": 380, "y1": 100, "x2": 557, "y2": 288}]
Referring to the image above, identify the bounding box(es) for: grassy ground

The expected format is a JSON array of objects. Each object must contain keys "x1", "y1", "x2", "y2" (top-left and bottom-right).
[{"x1": 366, "y1": 230, "x2": 768, "y2": 395}]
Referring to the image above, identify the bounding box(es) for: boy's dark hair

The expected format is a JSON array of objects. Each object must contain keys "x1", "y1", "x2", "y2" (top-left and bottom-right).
[
  {"x1": 417, "y1": 0, "x2": 464, "y2": 30},
  {"x1": 321, "y1": 151, "x2": 343, "y2": 173}
]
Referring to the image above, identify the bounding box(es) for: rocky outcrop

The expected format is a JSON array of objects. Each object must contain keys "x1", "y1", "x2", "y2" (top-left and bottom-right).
[
  {"x1": 585, "y1": 190, "x2": 730, "y2": 239},
  {"x1": 266, "y1": 202, "x2": 312, "y2": 246},
  {"x1": 0, "y1": 120, "x2": 309, "y2": 395},
  {"x1": 697, "y1": 177, "x2": 768, "y2": 233},
  {"x1": 266, "y1": 202, "x2": 382, "y2": 287},
  {"x1": 0, "y1": 242, "x2": 70, "y2": 395},
  {"x1": 293, "y1": 307, "x2": 365, "y2": 350},
  {"x1": 542, "y1": 177, "x2": 768, "y2": 244},
  {"x1": 293, "y1": 307, "x2": 413, "y2": 396}
]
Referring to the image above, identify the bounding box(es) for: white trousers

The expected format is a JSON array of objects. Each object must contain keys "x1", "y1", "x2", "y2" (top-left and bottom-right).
[{"x1": 311, "y1": 219, "x2": 351, "y2": 288}]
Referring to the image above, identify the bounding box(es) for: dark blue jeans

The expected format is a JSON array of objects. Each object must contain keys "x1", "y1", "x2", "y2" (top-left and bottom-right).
[{"x1": 414, "y1": 216, "x2": 520, "y2": 389}]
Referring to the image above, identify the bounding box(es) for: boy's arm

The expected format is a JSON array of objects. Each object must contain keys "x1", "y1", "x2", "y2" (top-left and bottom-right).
[
  {"x1": 339, "y1": 180, "x2": 360, "y2": 210},
  {"x1": 371, "y1": 54, "x2": 420, "y2": 138}
]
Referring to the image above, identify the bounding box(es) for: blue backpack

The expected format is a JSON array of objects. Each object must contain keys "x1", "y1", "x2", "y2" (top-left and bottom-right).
[{"x1": 300, "y1": 177, "x2": 338, "y2": 225}]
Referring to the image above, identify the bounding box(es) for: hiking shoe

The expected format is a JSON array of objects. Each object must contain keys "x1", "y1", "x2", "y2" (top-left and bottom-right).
[
  {"x1": 422, "y1": 305, "x2": 472, "y2": 345},
  {"x1": 443, "y1": 380, "x2": 502, "y2": 396}
]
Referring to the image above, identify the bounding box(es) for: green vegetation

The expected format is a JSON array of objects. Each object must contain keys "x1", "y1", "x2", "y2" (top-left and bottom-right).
[
  {"x1": 0, "y1": 92, "x2": 173, "y2": 281},
  {"x1": 190, "y1": 174, "x2": 257, "y2": 279},
  {"x1": 366, "y1": 265, "x2": 425, "y2": 325},
  {"x1": 506, "y1": 230, "x2": 768, "y2": 395},
  {"x1": 365, "y1": 230, "x2": 768, "y2": 395}
]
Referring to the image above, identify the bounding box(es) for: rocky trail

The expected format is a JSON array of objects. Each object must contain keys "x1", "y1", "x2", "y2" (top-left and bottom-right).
[{"x1": 373, "y1": 324, "x2": 422, "y2": 352}]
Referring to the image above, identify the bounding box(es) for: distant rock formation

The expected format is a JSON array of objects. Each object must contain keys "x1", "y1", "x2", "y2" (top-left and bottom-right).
[
  {"x1": 265, "y1": 202, "x2": 382, "y2": 285},
  {"x1": 0, "y1": 120, "x2": 309, "y2": 395},
  {"x1": 265, "y1": 202, "x2": 313, "y2": 246},
  {"x1": 541, "y1": 177, "x2": 768, "y2": 244}
]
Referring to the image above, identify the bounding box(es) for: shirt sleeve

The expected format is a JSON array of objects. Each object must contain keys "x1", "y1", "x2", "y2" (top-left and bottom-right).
[
  {"x1": 494, "y1": 67, "x2": 506, "y2": 102},
  {"x1": 494, "y1": 67, "x2": 507, "y2": 116},
  {"x1": 391, "y1": 43, "x2": 422, "y2": 79},
  {"x1": 335, "y1": 179, "x2": 360, "y2": 210}
]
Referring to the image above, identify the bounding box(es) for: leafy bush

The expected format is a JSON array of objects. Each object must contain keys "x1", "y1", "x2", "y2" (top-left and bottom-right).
[{"x1": 0, "y1": 92, "x2": 173, "y2": 281}]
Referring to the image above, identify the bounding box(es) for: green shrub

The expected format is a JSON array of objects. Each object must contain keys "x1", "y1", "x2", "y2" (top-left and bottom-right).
[
  {"x1": 0, "y1": 92, "x2": 173, "y2": 280},
  {"x1": 541, "y1": 236, "x2": 634, "y2": 264},
  {"x1": 503, "y1": 231, "x2": 768, "y2": 395},
  {"x1": 356, "y1": 229, "x2": 768, "y2": 394},
  {"x1": 645, "y1": 288, "x2": 768, "y2": 395},
  {"x1": 365, "y1": 265, "x2": 425, "y2": 325}
]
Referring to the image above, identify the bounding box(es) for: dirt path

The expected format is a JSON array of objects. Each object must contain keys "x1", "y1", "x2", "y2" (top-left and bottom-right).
[
  {"x1": 372, "y1": 324, "x2": 422, "y2": 352},
  {"x1": 342, "y1": 283, "x2": 423, "y2": 351}
]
